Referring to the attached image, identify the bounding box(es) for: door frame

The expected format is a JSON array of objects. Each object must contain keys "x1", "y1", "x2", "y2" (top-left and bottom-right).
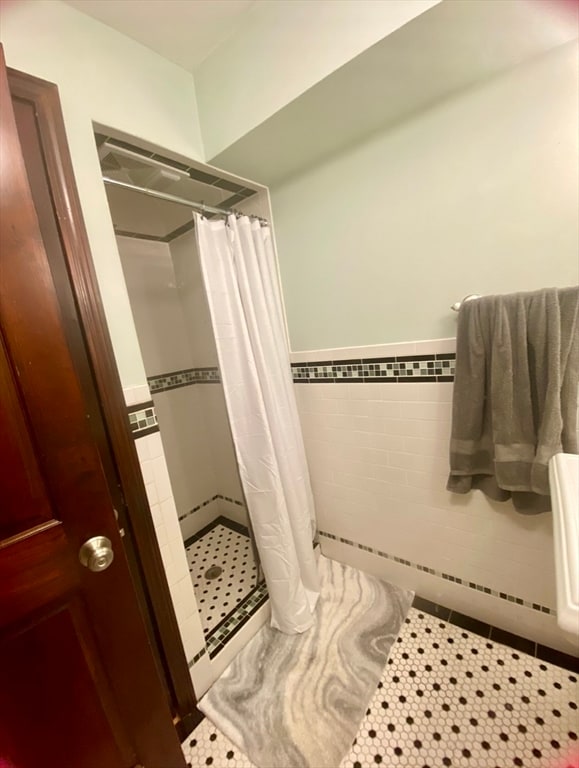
[{"x1": 7, "y1": 66, "x2": 201, "y2": 739}]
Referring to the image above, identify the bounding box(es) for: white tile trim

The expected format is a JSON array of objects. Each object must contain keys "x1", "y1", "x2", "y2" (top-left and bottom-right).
[{"x1": 290, "y1": 337, "x2": 456, "y2": 363}]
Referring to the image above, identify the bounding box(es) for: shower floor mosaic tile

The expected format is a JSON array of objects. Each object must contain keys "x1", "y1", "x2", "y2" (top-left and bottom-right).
[
  {"x1": 182, "y1": 607, "x2": 578, "y2": 768},
  {"x1": 186, "y1": 519, "x2": 257, "y2": 637}
]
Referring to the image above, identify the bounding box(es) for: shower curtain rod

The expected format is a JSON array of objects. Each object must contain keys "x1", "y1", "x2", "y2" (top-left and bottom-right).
[{"x1": 102, "y1": 176, "x2": 268, "y2": 223}]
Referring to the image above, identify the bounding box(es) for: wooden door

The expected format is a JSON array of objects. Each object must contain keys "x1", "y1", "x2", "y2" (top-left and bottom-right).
[{"x1": 0, "y1": 49, "x2": 186, "y2": 768}]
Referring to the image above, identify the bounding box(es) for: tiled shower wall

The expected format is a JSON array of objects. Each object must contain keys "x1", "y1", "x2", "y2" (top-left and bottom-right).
[
  {"x1": 124, "y1": 383, "x2": 267, "y2": 697},
  {"x1": 171, "y1": 230, "x2": 246, "y2": 532},
  {"x1": 123, "y1": 384, "x2": 208, "y2": 686},
  {"x1": 117, "y1": 234, "x2": 245, "y2": 539},
  {"x1": 292, "y1": 338, "x2": 575, "y2": 655}
]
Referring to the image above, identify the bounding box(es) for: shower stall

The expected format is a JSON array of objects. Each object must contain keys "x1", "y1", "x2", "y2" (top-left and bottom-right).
[{"x1": 98, "y1": 134, "x2": 267, "y2": 652}]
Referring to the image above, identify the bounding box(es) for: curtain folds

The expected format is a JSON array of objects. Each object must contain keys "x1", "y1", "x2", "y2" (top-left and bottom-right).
[{"x1": 195, "y1": 214, "x2": 320, "y2": 634}]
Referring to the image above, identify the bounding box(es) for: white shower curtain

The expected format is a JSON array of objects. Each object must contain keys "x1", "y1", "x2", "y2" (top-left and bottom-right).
[{"x1": 195, "y1": 214, "x2": 320, "y2": 634}]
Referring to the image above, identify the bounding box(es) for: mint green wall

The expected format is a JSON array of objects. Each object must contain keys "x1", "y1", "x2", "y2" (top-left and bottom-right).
[
  {"x1": 1, "y1": 0, "x2": 203, "y2": 387},
  {"x1": 270, "y1": 42, "x2": 579, "y2": 352},
  {"x1": 196, "y1": 0, "x2": 440, "y2": 160}
]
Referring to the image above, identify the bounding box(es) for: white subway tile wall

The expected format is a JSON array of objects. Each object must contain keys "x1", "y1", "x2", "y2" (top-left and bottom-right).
[
  {"x1": 201, "y1": 385, "x2": 245, "y2": 504},
  {"x1": 124, "y1": 386, "x2": 207, "y2": 680},
  {"x1": 178, "y1": 495, "x2": 247, "y2": 541},
  {"x1": 291, "y1": 340, "x2": 575, "y2": 654},
  {"x1": 153, "y1": 386, "x2": 219, "y2": 517},
  {"x1": 180, "y1": 497, "x2": 222, "y2": 541},
  {"x1": 123, "y1": 385, "x2": 265, "y2": 698}
]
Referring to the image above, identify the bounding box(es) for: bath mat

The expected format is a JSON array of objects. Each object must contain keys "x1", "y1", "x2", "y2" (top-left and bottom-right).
[{"x1": 198, "y1": 555, "x2": 413, "y2": 768}]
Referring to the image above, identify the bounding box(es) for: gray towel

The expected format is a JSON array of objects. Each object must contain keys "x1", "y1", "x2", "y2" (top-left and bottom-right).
[{"x1": 447, "y1": 286, "x2": 579, "y2": 513}]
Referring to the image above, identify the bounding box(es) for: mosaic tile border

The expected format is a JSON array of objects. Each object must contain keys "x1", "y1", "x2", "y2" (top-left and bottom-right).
[
  {"x1": 127, "y1": 400, "x2": 159, "y2": 437},
  {"x1": 188, "y1": 647, "x2": 207, "y2": 668},
  {"x1": 205, "y1": 580, "x2": 269, "y2": 659},
  {"x1": 178, "y1": 495, "x2": 245, "y2": 524},
  {"x1": 319, "y1": 530, "x2": 556, "y2": 616},
  {"x1": 291, "y1": 353, "x2": 455, "y2": 384},
  {"x1": 148, "y1": 366, "x2": 221, "y2": 394}
]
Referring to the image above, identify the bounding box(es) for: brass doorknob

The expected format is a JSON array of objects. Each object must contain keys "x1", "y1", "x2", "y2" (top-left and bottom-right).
[{"x1": 79, "y1": 536, "x2": 114, "y2": 572}]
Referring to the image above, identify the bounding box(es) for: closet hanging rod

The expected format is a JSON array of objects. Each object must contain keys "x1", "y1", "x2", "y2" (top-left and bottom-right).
[{"x1": 102, "y1": 176, "x2": 267, "y2": 222}]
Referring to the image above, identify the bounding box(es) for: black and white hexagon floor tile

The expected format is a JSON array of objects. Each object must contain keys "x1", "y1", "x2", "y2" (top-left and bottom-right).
[{"x1": 182, "y1": 608, "x2": 578, "y2": 767}]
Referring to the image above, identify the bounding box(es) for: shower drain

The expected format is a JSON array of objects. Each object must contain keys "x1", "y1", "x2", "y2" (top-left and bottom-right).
[{"x1": 204, "y1": 565, "x2": 223, "y2": 580}]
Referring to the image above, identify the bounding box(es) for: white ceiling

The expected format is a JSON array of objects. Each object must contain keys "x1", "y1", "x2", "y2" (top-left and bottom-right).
[{"x1": 63, "y1": 0, "x2": 256, "y2": 71}]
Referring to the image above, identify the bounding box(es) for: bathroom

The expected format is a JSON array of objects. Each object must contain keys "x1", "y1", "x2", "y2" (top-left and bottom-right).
[{"x1": 0, "y1": 1, "x2": 577, "y2": 767}]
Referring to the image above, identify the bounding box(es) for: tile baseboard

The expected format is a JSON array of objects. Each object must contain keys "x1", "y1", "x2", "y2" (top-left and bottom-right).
[{"x1": 412, "y1": 595, "x2": 579, "y2": 674}]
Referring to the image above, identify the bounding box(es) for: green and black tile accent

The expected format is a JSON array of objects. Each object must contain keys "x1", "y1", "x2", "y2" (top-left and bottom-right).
[
  {"x1": 188, "y1": 647, "x2": 207, "y2": 668},
  {"x1": 291, "y1": 353, "x2": 455, "y2": 383},
  {"x1": 127, "y1": 400, "x2": 159, "y2": 438},
  {"x1": 148, "y1": 366, "x2": 221, "y2": 394},
  {"x1": 178, "y1": 495, "x2": 245, "y2": 524},
  {"x1": 318, "y1": 530, "x2": 556, "y2": 616},
  {"x1": 205, "y1": 581, "x2": 269, "y2": 659}
]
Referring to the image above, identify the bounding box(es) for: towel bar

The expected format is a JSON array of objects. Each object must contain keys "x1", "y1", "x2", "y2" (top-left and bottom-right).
[{"x1": 451, "y1": 294, "x2": 481, "y2": 312}]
